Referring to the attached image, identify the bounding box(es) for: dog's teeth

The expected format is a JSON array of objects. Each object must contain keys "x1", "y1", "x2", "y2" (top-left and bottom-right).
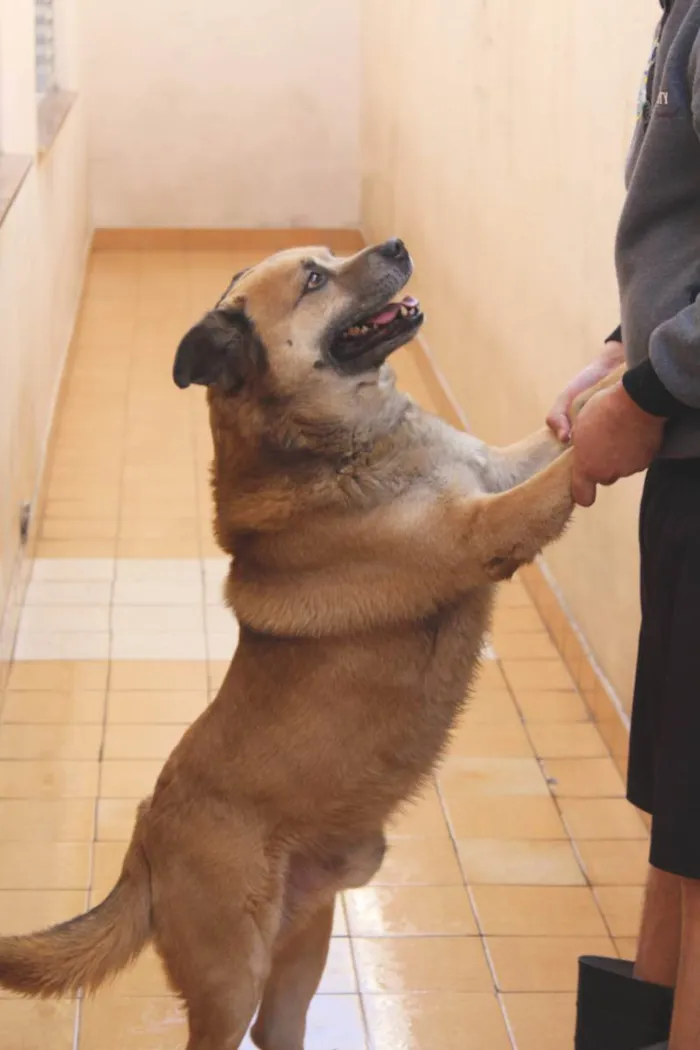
[
  {"x1": 347, "y1": 327, "x2": 361, "y2": 337},
  {"x1": 360, "y1": 325, "x2": 370, "y2": 333},
  {"x1": 399, "y1": 305, "x2": 409, "y2": 317}
]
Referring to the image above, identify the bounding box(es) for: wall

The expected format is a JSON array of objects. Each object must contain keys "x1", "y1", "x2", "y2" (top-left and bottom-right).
[
  {"x1": 362, "y1": 0, "x2": 659, "y2": 711},
  {"x1": 81, "y1": 0, "x2": 361, "y2": 229},
  {"x1": 0, "y1": 0, "x2": 91, "y2": 651}
]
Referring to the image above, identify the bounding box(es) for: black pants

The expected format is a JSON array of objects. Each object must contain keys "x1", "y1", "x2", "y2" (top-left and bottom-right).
[{"x1": 628, "y1": 458, "x2": 700, "y2": 879}]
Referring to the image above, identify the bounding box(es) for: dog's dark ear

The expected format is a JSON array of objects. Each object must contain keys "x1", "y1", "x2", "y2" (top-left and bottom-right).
[{"x1": 173, "y1": 309, "x2": 261, "y2": 391}]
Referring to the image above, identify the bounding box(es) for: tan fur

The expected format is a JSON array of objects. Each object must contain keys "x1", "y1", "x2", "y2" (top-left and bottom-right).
[{"x1": 0, "y1": 242, "x2": 612, "y2": 1049}]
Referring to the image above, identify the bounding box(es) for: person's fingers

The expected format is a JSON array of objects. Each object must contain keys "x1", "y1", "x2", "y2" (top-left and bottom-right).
[
  {"x1": 546, "y1": 410, "x2": 571, "y2": 444},
  {"x1": 572, "y1": 469, "x2": 597, "y2": 507}
]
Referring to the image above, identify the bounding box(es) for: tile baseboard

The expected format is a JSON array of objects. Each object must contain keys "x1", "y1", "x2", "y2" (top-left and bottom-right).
[{"x1": 92, "y1": 228, "x2": 365, "y2": 253}]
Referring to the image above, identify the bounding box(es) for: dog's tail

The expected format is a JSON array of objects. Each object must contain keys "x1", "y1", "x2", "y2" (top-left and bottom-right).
[{"x1": 0, "y1": 805, "x2": 152, "y2": 998}]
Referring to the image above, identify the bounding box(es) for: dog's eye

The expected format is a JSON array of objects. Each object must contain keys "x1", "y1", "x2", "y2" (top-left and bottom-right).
[{"x1": 305, "y1": 271, "x2": 327, "y2": 293}]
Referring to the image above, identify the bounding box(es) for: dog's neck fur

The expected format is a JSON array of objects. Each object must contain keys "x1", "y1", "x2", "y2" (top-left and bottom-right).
[{"x1": 206, "y1": 367, "x2": 414, "y2": 552}]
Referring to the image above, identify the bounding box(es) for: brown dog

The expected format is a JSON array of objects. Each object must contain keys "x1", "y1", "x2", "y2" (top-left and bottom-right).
[{"x1": 0, "y1": 240, "x2": 598, "y2": 1049}]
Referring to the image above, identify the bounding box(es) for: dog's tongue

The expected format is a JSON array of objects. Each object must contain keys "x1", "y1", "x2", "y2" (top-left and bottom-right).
[{"x1": 368, "y1": 295, "x2": 418, "y2": 326}]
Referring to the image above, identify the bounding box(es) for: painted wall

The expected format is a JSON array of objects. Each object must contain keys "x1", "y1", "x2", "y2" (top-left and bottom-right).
[
  {"x1": 361, "y1": 0, "x2": 660, "y2": 711},
  {"x1": 81, "y1": 0, "x2": 361, "y2": 229},
  {"x1": 0, "y1": 0, "x2": 91, "y2": 652}
]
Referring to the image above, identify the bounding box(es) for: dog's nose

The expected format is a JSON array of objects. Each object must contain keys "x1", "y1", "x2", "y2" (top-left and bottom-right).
[{"x1": 378, "y1": 238, "x2": 408, "y2": 261}]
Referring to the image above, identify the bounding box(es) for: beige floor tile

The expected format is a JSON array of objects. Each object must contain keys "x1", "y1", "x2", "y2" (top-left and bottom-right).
[
  {"x1": 492, "y1": 606, "x2": 545, "y2": 634},
  {"x1": 92, "y1": 841, "x2": 130, "y2": 901},
  {"x1": 502, "y1": 992, "x2": 576, "y2": 1050},
  {"x1": 275, "y1": 994, "x2": 367, "y2": 1050},
  {"x1": 595, "y1": 886, "x2": 644, "y2": 938},
  {"x1": 473, "y1": 662, "x2": 508, "y2": 690},
  {"x1": 457, "y1": 839, "x2": 585, "y2": 886},
  {"x1": 515, "y1": 690, "x2": 589, "y2": 723},
  {"x1": 101, "y1": 946, "x2": 172, "y2": 996},
  {"x1": 109, "y1": 662, "x2": 208, "y2": 691},
  {"x1": 502, "y1": 660, "x2": 576, "y2": 692},
  {"x1": 527, "y1": 723, "x2": 607, "y2": 759},
  {"x1": 1, "y1": 689, "x2": 105, "y2": 724},
  {"x1": 103, "y1": 723, "x2": 188, "y2": 760},
  {"x1": 345, "y1": 886, "x2": 477, "y2": 937},
  {"x1": 35, "y1": 539, "x2": 118, "y2": 558},
  {"x1": 488, "y1": 935, "x2": 616, "y2": 992},
  {"x1": 577, "y1": 840, "x2": 649, "y2": 885},
  {"x1": 363, "y1": 991, "x2": 511, "y2": 1050},
  {"x1": 353, "y1": 937, "x2": 492, "y2": 993},
  {"x1": 43, "y1": 498, "x2": 121, "y2": 520},
  {"x1": 117, "y1": 538, "x2": 201, "y2": 558},
  {"x1": 544, "y1": 758, "x2": 626, "y2": 798},
  {"x1": 558, "y1": 798, "x2": 649, "y2": 840},
  {"x1": 208, "y1": 660, "x2": 231, "y2": 692},
  {"x1": 79, "y1": 995, "x2": 185, "y2": 1049},
  {"x1": 446, "y1": 720, "x2": 534, "y2": 759},
  {"x1": 0, "y1": 841, "x2": 91, "y2": 890},
  {"x1": 495, "y1": 579, "x2": 531, "y2": 608},
  {"x1": 493, "y1": 633, "x2": 561, "y2": 661},
  {"x1": 0, "y1": 724, "x2": 103, "y2": 761},
  {"x1": 615, "y1": 937, "x2": 638, "y2": 959},
  {"x1": 0, "y1": 760, "x2": 99, "y2": 799},
  {"x1": 106, "y1": 690, "x2": 206, "y2": 724},
  {"x1": 472, "y1": 886, "x2": 607, "y2": 937},
  {"x1": 0, "y1": 799, "x2": 95, "y2": 840},
  {"x1": 0, "y1": 1000, "x2": 77, "y2": 1043},
  {"x1": 461, "y1": 689, "x2": 522, "y2": 725},
  {"x1": 445, "y1": 795, "x2": 567, "y2": 841},
  {"x1": 99, "y1": 760, "x2": 162, "y2": 798},
  {"x1": 377, "y1": 838, "x2": 464, "y2": 886},
  {"x1": 388, "y1": 785, "x2": 449, "y2": 837},
  {"x1": 40, "y1": 518, "x2": 119, "y2": 541},
  {"x1": 96, "y1": 798, "x2": 139, "y2": 840},
  {"x1": 0, "y1": 889, "x2": 87, "y2": 935},
  {"x1": 439, "y1": 757, "x2": 549, "y2": 798},
  {"x1": 7, "y1": 661, "x2": 108, "y2": 691}
]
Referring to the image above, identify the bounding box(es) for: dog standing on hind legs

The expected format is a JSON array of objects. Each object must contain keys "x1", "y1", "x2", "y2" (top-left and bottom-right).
[{"x1": 0, "y1": 240, "x2": 616, "y2": 1049}]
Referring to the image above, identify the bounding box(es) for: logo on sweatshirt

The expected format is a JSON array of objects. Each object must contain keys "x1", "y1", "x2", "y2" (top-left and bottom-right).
[{"x1": 637, "y1": 20, "x2": 662, "y2": 122}]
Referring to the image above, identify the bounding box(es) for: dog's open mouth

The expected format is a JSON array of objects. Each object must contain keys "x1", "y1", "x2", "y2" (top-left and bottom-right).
[{"x1": 330, "y1": 296, "x2": 424, "y2": 371}]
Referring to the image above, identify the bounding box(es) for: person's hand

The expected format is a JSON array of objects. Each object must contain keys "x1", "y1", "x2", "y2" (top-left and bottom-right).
[
  {"x1": 547, "y1": 341, "x2": 626, "y2": 444},
  {"x1": 570, "y1": 382, "x2": 665, "y2": 506}
]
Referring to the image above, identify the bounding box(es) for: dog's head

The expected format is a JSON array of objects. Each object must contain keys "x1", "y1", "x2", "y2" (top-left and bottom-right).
[{"x1": 172, "y1": 239, "x2": 423, "y2": 401}]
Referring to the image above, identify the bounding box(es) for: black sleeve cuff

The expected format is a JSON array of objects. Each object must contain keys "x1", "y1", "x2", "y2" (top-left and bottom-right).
[
  {"x1": 605, "y1": 324, "x2": 623, "y2": 345},
  {"x1": 622, "y1": 359, "x2": 686, "y2": 418}
]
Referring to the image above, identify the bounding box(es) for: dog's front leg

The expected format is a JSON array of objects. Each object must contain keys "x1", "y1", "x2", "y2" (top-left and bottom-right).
[
  {"x1": 482, "y1": 426, "x2": 566, "y2": 493},
  {"x1": 481, "y1": 364, "x2": 627, "y2": 494},
  {"x1": 464, "y1": 448, "x2": 575, "y2": 583}
]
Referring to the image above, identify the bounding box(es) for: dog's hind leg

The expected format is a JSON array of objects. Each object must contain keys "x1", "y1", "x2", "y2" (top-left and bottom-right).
[
  {"x1": 250, "y1": 899, "x2": 335, "y2": 1050},
  {"x1": 171, "y1": 895, "x2": 281, "y2": 1050},
  {"x1": 251, "y1": 833, "x2": 386, "y2": 1050},
  {"x1": 151, "y1": 845, "x2": 285, "y2": 1050}
]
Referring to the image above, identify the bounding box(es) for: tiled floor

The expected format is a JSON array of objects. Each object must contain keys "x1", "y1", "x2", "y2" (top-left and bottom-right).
[{"x1": 0, "y1": 245, "x2": 649, "y2": 1049}]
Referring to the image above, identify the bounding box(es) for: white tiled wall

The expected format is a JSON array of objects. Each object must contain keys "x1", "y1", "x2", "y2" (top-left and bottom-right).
[
  {"x1": 81, "y1": 0, "x2": 361, "y2": 229},
  {"x1": 0, "y1": 0, "x2": 91, "y2": 655}
]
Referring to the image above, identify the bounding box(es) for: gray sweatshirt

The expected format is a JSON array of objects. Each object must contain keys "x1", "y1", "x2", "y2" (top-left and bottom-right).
[{"x1": 617, "y1": 0, "x2": 700, "y2": 457}]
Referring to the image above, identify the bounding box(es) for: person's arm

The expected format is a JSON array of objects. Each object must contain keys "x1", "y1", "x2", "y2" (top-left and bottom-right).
[{"x1": 623, "y1": 35, "x2": 700, "y2": 418}]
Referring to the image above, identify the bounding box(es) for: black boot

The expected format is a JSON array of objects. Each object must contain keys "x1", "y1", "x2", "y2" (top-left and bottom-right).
[{"x1": 575, "y1": 956, "x2": 673, "y2": 1050}]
